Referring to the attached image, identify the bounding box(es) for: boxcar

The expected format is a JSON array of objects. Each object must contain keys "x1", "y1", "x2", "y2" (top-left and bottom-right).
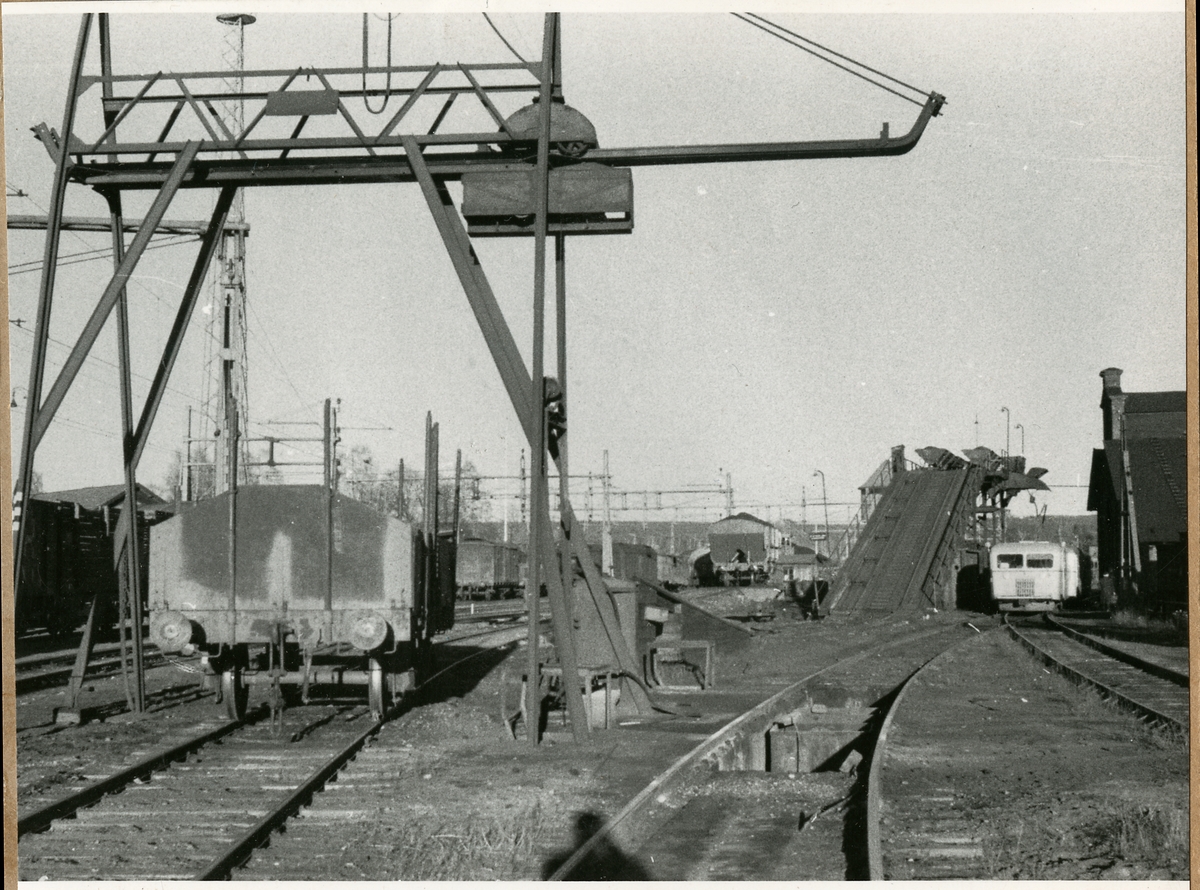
[
  {"x1": 456, "y1": 538, "x2": 523, "y2": 599},
  {"x1": 15, "y1": 497, "x2": 167, "y2": 638},
  {"x1": 990, "y1": 541, "x2": 1080, "y2": 612},
  {"x1": 148, "y1": 484, "x2": 454, "y2": 718}
]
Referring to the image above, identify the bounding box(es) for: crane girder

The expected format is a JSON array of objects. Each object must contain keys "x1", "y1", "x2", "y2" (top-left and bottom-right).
[{"x1": 53, "y1": 92, "x2": 944, "y2": 190}]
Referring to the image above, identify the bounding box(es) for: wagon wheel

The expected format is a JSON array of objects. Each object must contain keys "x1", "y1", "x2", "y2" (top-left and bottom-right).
[
  {"x1": 368, "y1": 658, "x2": 390, "y2": 720},
  {"x1": 221, "y1": 666, "x2": 248, "y2": 721}
]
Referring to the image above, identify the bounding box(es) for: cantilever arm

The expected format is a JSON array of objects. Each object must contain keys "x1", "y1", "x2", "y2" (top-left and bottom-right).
[{"x1": 587, "y1": 91, "x2": 946, "y2": 168}]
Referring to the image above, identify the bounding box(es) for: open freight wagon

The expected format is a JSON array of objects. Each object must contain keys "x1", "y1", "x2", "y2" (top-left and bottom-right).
[
  {"x1": 149, "y1": 415, "x2": 457, "y2": 720},
  {"x1": 149, "y1": 486, "x2": 455, "y2": 719}
]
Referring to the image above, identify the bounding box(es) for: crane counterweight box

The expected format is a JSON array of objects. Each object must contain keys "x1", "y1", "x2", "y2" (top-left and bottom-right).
[{"x1": 462, "y1": 163, "x2": 633, "y2": 236}]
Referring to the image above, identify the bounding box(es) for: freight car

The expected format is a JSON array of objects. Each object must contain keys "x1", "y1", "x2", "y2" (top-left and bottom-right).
[
  {"x1": 14, "y1": 486, "x2": 171, "y2": 639},
  {"x1": 588, "y1": 541, "x2": 658, "y2": 584},
  {"x1": 990, "y1": 541, "x2": 1080, "y2": 612},
  {"x1": 456, "y1": 537, "x2": 523, "y2": 599},
  {"x1": 148, "y1": 484, "x2": 455, "y2": 719},
  {"x1": 707, "y1": 512, "x2": 782, "y2": 586}
]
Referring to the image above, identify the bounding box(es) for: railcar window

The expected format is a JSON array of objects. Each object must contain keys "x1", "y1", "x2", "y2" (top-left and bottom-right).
[
  {"x1": 996, "y1": 554, "x2": 1023, "y2": 568},
  {"x1": 1027, "y1": 555, "x2": 1055, "y2": 568}
]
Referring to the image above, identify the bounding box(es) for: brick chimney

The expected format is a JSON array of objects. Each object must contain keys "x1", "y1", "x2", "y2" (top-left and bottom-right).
[{"x1": 1100, "y1": 367, "x2": 1125, "y2": 440}]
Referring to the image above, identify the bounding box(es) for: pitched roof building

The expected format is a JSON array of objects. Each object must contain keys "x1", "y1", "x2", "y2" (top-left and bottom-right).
[
  {"x1": 33, "y1": 483, "x2": 168, "y2": 512},
  {"x1": 1087, "y1": 367, "x2": 1187, "y2": 611}
]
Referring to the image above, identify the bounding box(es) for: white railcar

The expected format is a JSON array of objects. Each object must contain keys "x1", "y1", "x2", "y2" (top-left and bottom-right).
[{"x1": 990, "y1": 541, "x2": 1080, "y2": 612}]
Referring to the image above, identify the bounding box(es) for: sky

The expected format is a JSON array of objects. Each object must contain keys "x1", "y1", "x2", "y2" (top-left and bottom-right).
[{"x1": 2, "y1": 1, "x2": 1191, "y2": 531}]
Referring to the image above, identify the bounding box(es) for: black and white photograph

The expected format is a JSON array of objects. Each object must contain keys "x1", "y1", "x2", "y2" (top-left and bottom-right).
[{"x1": 2, "y1": 1, "x2": 1192, "y2": 882}]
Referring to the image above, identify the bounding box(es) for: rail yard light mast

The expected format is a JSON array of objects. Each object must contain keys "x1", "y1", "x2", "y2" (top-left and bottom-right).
[
  {"x1": 812, "y1": 470, "x2": 829, "y2": 557},
  {"x1": 1015, "y1": 422, "x2": 1025, "y2": 456},
  {"x1": 12, "y1": 11, "x2": 943, "y2": 738},
  {"x1": 1001, "y1": 406, "x2": 1011, "y2": 458}
]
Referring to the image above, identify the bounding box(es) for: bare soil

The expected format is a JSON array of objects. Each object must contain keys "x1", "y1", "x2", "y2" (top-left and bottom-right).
[{"x1": 15, "y1": 607, "x2": 1189, "y2": 881}]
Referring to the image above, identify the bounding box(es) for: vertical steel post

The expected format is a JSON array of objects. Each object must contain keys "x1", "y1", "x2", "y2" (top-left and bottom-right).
[
  {"x1": 453, "y1": 449, "x2": 463, "y2": 543},
  {"x1": 398, "y1": 459, "x2": 406, "y2": 520},
  {"x1": 526, "y1": 13, "x2": 587, "y2": 742},
  {"x1": 185, "y1": 407, "x2": 193, "y2": 501},
  {"x1": 105, "y1": 189, "x2": 146, "y2": 713},
  {"x1": 13, "y1": 14, "x2": 92, "y2": 599},
  {"x1": 324, "y1": 398, "x2": 335, "y2": 614},
  {"x1": 101, "y1": 15, "x2": 146, "y2": 708},
  {"x1": 555, "y1": 233, "x2": 573, "y2": 650},
  {"x1": 602, "y1": 450, "x2": 613, "y2": 575},
  {"x1": 423, "y1": 414, "x2": 438, "y2": 639}
]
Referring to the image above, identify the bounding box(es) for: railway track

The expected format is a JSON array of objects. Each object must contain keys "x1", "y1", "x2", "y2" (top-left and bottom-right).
[
  {"x1": 17, "y1": 624, "x2": 526, "y2": 881},
  {"x1": 871, "y1": 616, "x2": 1188, "y2": 881},
  {"x1": 15, "y1": 642, "x2": 167, "y2": 695},
  {"x1": 548, "y1": 618, "x2": 982, "y2": 880},
  {"x1": 1004, "y1": 615, "x2": 1188, "y2": 732},
  {"x1": 865, "y1": 627, "x2": 990, "y2": 879}
]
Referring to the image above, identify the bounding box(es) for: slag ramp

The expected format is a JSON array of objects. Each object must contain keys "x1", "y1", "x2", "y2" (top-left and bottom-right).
[{"x1": 828, "y1": 467, "x2": 980, "y2": 614}]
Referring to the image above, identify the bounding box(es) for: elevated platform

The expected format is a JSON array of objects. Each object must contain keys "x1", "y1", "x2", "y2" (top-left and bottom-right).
[{"x1": 828, "y1": 467, "x2": 981, "y2": 614}]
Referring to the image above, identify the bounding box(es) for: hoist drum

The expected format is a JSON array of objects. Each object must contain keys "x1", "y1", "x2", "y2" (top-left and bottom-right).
[{"x1": 500, "y1": 100, "x2": 599, "y2": 158}]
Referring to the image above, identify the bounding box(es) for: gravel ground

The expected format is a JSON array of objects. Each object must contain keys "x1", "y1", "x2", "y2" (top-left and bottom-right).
[
  {"x1": 16, "y1": 607, "x2": 1189, "y2": 880},
  {"x1": 881, "y1": 630, "x2": 1189, "y2": 881}
]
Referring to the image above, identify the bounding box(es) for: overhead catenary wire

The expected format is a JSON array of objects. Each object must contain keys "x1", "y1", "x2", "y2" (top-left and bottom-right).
[
  {"x1": 8, "y1": 317, "x2": 199, "y2": 407},
  {"x1": 731, "y1": 13, "x2": 928, "y2": 108},
  {"x1": 482, "y1": 13, "x2": 528, "y2": 64},
  {"x1": 7, "y1": 186, "x2": 194, "y2": 317},
  {"x1": 7, "y1": 234, "x2": 201, "y2": 276}
]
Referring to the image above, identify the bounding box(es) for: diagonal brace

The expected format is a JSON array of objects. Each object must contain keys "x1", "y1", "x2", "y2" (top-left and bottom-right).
[
  {"x1": 30, "y1": 141, "x2": 200, "y2": 452},
  {"x1": 130, "y1": 187, "x2": 236, "y2": 470},
  {"x1": 404, "y1": 136, "x2": 536, "y2": 434},
  {"x1": 407, "y1": 137, "x2": 657, "y2": 712}
]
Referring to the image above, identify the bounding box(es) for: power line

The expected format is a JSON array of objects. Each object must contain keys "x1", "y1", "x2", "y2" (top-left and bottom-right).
[
  {"x1": 731, "y1": 13, "x2": 927, "y2": 108},
  {"x1": 8, "y1": 318, "x2": 198, "y2": 406},
  {"x1": 482, "y1": 13, "x2": 528, "y2": 64},
  {"x1": 7, "y1": 233, "x2": 201, "y2": 276}
]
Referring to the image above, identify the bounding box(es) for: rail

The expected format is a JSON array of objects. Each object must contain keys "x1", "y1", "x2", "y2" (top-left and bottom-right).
[
  {"x1": 17, "y1": 717, "x2": 244, "y2": 836},
  {"x1": 1003, "y1": 616, "x2": 1187, "y2": 734},
  {"x1": 17, "y1": 623, "x2": 528, "y2": 880},
  {"x1": 547, "y1": 623, "x2": 963, "y2": 880},
  {"x1": 1045, "y1": 615, "x2": 1188, "y2": 687},
  {"x1": 865, "y1": 624, "x2": 991, "y2": 879},
  {"x1": 194, "y1": 715, "x2": 385, "y2": 879}
]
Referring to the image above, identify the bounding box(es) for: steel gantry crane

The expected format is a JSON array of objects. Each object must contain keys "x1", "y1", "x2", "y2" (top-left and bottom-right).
[{"x1": 12, "y1": 12, "x2": 943, "y2": 737}]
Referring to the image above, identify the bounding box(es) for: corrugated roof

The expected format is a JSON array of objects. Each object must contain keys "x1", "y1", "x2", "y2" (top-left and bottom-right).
[
  {"x1": 1125, "y1": 391, "x2": 1186, "y2": 414},
  {"x1": 1086, "y1": 440, "x2": 1186, "y2": 543},
  {"x1": 33, "y1": 483, "x2": 167, "y2": 510},
  {"x1": 1126, "y1": 438, "x2": 1187, "y2": 542}
]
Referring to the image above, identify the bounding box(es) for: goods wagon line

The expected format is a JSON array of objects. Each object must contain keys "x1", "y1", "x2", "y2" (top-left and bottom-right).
[
  {"x1": 1003, "y1": 616, "x2": 1188, "y2": 733},
  {"x1": 16, "y1": 625, "x2": 523, "y2": 881},
  {"x1": 548, "y1": 621, "x2": 976, "y2": 880}
]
